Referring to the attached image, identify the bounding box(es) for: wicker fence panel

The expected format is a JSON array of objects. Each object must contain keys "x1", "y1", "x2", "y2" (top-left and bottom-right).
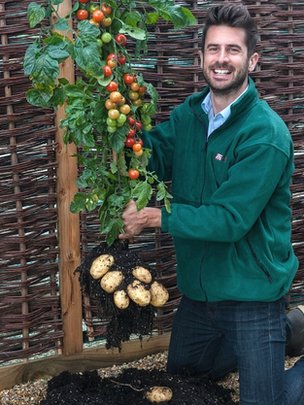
[
  {"x1": 0, "y1": 0, "x2": 303, "y2": 364},
  {"x1": 0, "y1": 0, "x2": 62, "y2": 364}
]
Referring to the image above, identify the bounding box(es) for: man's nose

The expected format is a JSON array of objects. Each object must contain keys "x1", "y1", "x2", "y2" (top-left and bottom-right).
[{"x1": 217, "y1": 48, "x2": 230, "y2": 64}]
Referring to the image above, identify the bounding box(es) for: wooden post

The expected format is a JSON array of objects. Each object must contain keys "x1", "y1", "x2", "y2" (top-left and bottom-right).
[{"x1": 53, "y1": 1, "x2": 83, "y2": 355}]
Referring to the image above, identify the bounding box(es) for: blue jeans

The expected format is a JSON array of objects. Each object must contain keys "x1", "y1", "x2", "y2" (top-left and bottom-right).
[{"x1": 167, "y1": 296, "x2": 304, "y2": 405}]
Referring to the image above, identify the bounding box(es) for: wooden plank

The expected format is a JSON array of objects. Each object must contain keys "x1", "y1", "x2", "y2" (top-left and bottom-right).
[
  {"x1": 0, "y1": 334, "x2": 170, "y2": 391},
  {"x1": 52, "y1": 0, "x2": 83, "y2": 355}
]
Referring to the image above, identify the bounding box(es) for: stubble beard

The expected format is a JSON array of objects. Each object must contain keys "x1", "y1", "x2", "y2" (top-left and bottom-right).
[{"x1": 203, "y1": 62, "x2": 249, "y2": 97}]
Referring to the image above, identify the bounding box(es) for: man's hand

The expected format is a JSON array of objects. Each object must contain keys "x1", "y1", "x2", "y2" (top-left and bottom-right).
[{"x1": 119, "y1": 200, "x2": 162, "y2": 240}]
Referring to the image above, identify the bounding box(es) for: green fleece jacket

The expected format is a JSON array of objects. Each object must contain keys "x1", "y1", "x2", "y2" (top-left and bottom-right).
[{"x1": 143, "y1": 78, "x2": 298, "y2": 302}]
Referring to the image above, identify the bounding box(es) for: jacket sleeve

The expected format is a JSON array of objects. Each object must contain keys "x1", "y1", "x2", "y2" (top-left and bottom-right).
[
  {"x1": 161, "y1": 142, "x2": 293, "y2": 242},
  {"x1": 142, "y1": 107, "x2": 181, "y2": 182}
]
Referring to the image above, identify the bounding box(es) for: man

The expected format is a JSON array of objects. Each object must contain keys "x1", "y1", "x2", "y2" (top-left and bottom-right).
[{"x1": 119, "y1": 3, "x2": 304, "y2": 404}]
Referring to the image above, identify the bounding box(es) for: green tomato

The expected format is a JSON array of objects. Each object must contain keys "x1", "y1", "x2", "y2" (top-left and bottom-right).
[
  {"x1": 101, "y1": 32, "x2": 112, "y2": 43},
  {"x1": 117, "y1": 113, "x2": 127, "y2": 125},
  {"x1": 107, "y1": 126, "x2": 117, "y2": 133},
  {"x1": 143, "y1": 124, "x2": 153, "y2": 131},
  {"x1": 141, "y1": 114, "x2": 152, "y2": 125},
  {"x1": 106, "y1": 117, "x2": 117, "y2": 127}
]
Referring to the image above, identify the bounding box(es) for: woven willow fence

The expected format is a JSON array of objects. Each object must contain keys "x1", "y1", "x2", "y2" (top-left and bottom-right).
[{"x1": 0, "y1": 0, "x2": 304, "y2": 389}]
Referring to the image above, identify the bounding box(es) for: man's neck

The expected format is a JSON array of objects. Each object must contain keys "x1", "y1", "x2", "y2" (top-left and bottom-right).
[{"x1": 211, "y1": 82, "x2": 248, "y2": 115}]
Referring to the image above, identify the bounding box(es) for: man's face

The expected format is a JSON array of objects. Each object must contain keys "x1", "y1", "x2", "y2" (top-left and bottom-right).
[{"x1": 201, "y1": 25, "x2": 259, "y2": 97}]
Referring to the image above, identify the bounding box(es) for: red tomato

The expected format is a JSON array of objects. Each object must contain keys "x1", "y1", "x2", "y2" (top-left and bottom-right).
[
  {"x1": 103, "y1": 65, "x2": 112, "y2": 77},
  {"x1": 128, "y1": 116, "x2": 136, "y2": 126},
  {"x1": 92, "y1": 9, "x2": 105, "y2": 22},
  {"x1": 106, "y1": 81, "x2": 118, "y2": 92},
  {"x1": 135, "y1": 121, "x2": 142, "y2": 131},
  {"x1": 123, "y1": 73, "x2": 135, "y2": 85},
  {"x1": 101, "y1": 3, "x2": 112, "y2": 16},
  {"x1": 115, "y1": 34, "x2": 127, "y2": 46},
  {"x1": 128, "y1": 169, "x2": 140, "y2": 179},
  {"x1": 76, "y1": 9, "x2": 89, "y2": 20},
  {"x1": 127, "y1": 129, "x2": 136, "y2": 138},
  {"x1": 125, "y1": 138, "x2": 135, "y2": 148},
  {"x1": 79, "y1": 0, "x2": 89, "y2": 3},
  {"x1": 118, "y1": 54, "x2": 126, "y2": 65}
]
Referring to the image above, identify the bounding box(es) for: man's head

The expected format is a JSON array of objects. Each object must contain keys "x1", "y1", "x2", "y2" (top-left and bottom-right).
[
  {"x1": 202, "y1": 3, "x2": 258, "y2": 57},
  {"x1": 200, "y1": 3, "x2": 259, "y2": 99}
]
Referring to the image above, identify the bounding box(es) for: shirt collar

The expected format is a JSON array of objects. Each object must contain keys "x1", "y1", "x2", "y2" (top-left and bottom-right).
[{"x1": 201, "y1": 85, "x2": 249, "y2": 120}]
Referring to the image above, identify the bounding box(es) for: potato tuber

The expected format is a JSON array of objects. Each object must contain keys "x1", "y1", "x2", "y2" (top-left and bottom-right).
[
  {"x1": 127, "y1": 279, "x2": 151, "y2": 307},
  {"x1": 150, "y1": 281, "x2": 169, "y2": 308},
  {"x1": 113, "y1": 289, "x2": 130, "y2": 309},
  {"x1": 144, "y1": 386, "x2": 173, "y2": 403},
  {"x1": 89, "y1": 254, "x2": 114, "y2": 279},
  {"x1": 132, "y1": 266, "x2": 152, "y2": 284},
  {"x1": 100, "y1": 270, "x2": 124, "y2": 293}
]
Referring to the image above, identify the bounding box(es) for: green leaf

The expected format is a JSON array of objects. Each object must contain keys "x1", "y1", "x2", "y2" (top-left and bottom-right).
[
  {"x1": 77, "y1": 20, "x2": 101, "y2": 39},
  {"x1": 32, "y1": 53, "x2": 59, "y2": 82},
  {"x1": 74, "y1": 42, "x2": 103, "y2": 76},
  {"x1": 52, "y1": 0, "x2": 64, "y2": 5},
  {"x1": 70, "y1": 192, "x2": 87, "y2": 213},
  {"x1": 132, "y1": 181, "x2": 153, "y2": 210},
  {"x1": 105, "y1": 219, "x2": 124, "y2": 246},
  {"x1": 146, "y1": 12, "x2": 159, "y2": 25},
  {"x1": 110, "y1": 126, "x2": 127, "y2": 153},
  {"x1": 122, "y1": 10, "x2": 142, "y2": 27},
  {"x1": 26, "y1": 87, "x2": 53, "y2": 107},
  {"x1": 47, "y1": 45, "x2": 70, "y2": 61},
  {"x1": 53, "y1": 18, "x2": 70, "y2": 32},
  {"x1": 119, "y1": 21, "x2": 146, "y2": 41},
  {"x1": 27, "y1": 3, "x2": 46, "y2": 28},
  {"x1": 23, "y1": 43, "x2": 40, "y2": 76},
  {"x1": 50, "y1": 86, "x2": 66, "y2": 106}
]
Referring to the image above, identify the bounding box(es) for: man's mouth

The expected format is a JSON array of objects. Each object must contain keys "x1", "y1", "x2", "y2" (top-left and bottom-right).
[{"x1": 213, "y1": 69, "x2": 231, "y2": 75}]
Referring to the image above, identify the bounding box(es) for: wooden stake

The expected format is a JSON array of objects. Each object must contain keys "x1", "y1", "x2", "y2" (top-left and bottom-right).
[{"x1": 53, "y1": 1, "x2": 83, "y2": 355}]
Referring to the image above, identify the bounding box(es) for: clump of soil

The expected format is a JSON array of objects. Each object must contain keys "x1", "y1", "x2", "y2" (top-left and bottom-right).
[
  {"x1": 40, "y1": 368, "x2": 238, "y2": 405},
  {"x1": 75, "y1": 241, "x2": 157, "y2": 349}
]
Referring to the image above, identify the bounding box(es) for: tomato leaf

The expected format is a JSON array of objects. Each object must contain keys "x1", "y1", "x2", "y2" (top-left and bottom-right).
[
  {"x1": 119, "y1": 22, "x2": 146, "y2": 41},
  {"x1": 53, "y1": 18, "x2": 70, "y2": 32},
  {"x1": 23, "y1": 43, "x2": 40, "y2": 76},
  {"x1": 132, "y1": 181, "x2": 153, "y2": 210},
  {"x1": 26, "y1": 88, "x2": 53, "y2": 107},
  {"x1": 27, "y1": 3, "x2": 46, "y2": 28}
]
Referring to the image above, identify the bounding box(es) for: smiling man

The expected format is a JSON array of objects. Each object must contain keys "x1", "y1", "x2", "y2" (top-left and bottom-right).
[{"x1": 119, "y1": 3, "x2": 304, "y2": 404}]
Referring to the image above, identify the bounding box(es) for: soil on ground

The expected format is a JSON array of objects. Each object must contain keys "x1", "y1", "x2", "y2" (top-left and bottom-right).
[{"x1": 40, "y1": 368, "x2": 238, "y2": 405}]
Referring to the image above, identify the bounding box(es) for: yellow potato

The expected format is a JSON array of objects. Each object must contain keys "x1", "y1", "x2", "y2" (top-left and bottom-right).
[
  {"x1": 100, "y1": 271, "x2": 124, "y2": 293},
  {"x1": 89, "y1": 254, "x2": 114, "y2": 279},
  {"x1": 113, "y1": 290, "x2": 130, "y2": 309},
  {"x1": 144, "y1": 386, "x2": 173, "y2": 403},
  {"x1": 127, "y1": 279, "x2": 151, "y2": 307},
  {"x1": 150, "y1": 281, "x2": 169, "y2": 308},
  {"x1": 132, "y1": 266, "x2": 152, "y2": 284}
]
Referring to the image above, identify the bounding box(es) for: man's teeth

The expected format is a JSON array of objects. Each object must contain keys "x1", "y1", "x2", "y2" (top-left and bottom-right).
[{"x1": 214, "y1": 69, "x2": 230, "y2": 74}]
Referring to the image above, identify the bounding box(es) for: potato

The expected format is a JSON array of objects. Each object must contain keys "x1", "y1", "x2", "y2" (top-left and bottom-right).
[
  {"x1": 100, "y1": 271, "x2": 124, "y2": 293},
  {"x1": 144, "y1": 386, "x2": 173, "y2": 403},
  {"x1": 132, "y1": 266, "x2": 152, "y2": 284},
  {"x1": 127, "y1": 279, "x2": 151, "y2": 307},
  {"x1": 89, "y1": 254, "x2": 114, "y2": 279},
  {"x1": 113, "y1": 289, "x2": 130, "y2": 309},
  {"x1": 150, "y1": 281, "x2": 169, "y2": 308}
]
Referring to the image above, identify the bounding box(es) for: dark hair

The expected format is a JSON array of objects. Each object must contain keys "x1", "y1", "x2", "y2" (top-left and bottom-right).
[{"x1": 202, "y1": 3, "x2": 258, "y2": 56}]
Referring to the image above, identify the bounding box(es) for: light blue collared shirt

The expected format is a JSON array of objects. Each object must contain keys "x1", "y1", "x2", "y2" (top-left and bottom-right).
[{"x1": 201, "y1": 86, "x2": 248, "y2": 138}]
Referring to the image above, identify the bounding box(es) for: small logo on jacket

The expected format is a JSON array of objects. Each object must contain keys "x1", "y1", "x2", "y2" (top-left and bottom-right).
[{"x1": 215, "y1": 153, "x2": 224, "y2": 161}]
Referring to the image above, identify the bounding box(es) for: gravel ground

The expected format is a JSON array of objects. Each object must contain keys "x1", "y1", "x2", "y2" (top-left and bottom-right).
[{"x1": 0, "y1": 352, "x2": 299, "y2": 405}]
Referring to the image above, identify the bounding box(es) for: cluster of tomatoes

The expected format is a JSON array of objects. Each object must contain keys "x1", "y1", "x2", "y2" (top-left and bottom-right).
[
  {"x1": 76, "y1": 1, "x2": 113, "y2": 27},
  {"x1": 75, "y1": 1, "x2": 153, "y2": 181}
]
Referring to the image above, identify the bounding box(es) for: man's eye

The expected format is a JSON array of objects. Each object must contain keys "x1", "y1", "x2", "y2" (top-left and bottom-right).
[{"x1": 229, "y1": 47, "x2": 240, "y2": 54}]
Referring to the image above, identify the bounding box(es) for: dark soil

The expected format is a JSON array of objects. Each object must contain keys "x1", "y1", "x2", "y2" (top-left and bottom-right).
[
  {"x1": 76, "y1": 241, "x2": 157, "y2": 349},
  {"x1": 40, "y1": 368, "x2": 238, "y2": 405}
]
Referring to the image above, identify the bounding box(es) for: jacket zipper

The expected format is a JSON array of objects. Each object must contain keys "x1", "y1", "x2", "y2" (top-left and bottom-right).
[
  {"x1": 199, "y1": 253, "x2": 208, "y2": 301},
  {"x1": 246, "y1": 238, "x2": 273, "y2": 283}
]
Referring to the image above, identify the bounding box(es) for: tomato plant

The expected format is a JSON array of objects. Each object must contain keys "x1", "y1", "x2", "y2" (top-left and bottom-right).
[{"x1": 24, "y1": 0, "x2": 196, "y2": 245}]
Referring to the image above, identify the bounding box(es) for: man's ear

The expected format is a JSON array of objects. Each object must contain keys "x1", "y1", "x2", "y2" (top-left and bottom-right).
[
  {"x1": 198, "y1": 49, "x2": 204, "y2": 69},
  {"x1": 248, "y1": 52, "x2": 260, "y2": 72}
]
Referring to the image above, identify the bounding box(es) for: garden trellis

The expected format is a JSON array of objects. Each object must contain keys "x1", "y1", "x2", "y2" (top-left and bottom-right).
[{"x1": 0, "y1": 0, "x2": 304, "y2": 391}]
